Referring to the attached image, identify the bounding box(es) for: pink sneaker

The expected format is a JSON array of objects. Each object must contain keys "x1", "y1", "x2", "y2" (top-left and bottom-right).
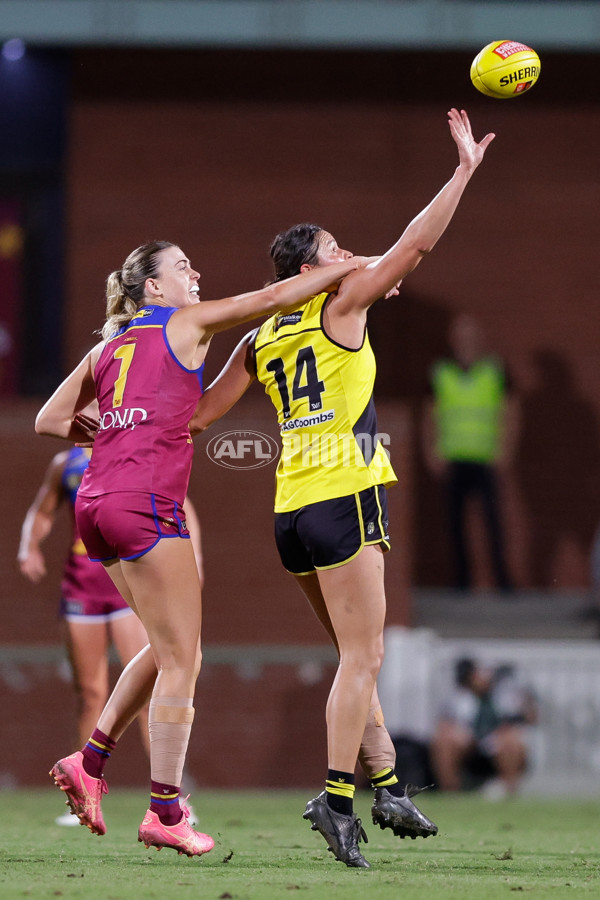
[
  {"x1": 138, "y1": 806, "x2": 214, "y2": 857},
  {"x1": 49, "y1": 751, "x2": 108, "y2": 836}
]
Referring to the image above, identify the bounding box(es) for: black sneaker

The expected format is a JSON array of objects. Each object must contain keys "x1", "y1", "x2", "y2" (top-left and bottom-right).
[
  {"x1": 303, "y1": 792, "x2": 370, "y2": 868},
  {"x1": 371, "y1": 785, "x2": 438, "y2": 839}
]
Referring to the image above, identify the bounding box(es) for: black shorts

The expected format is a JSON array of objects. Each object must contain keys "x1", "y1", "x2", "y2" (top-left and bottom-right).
[{"x1": 274, "y1": 484, "x2": 391, "y2": 575}]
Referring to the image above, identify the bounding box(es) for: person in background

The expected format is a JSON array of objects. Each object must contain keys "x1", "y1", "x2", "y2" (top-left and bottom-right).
[
  {"x1": 422, "y1": 314, "x2": 519, "y2": 592},
  {"x1": 430, "y1": 657, "x2": 537, "y2": 798},
  {"x1": 18, "y1": 436, "x2": 202, "y2": 825}
]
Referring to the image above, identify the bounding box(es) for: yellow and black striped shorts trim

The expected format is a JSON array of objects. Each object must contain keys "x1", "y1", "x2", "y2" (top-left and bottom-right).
[{"x1": 274, "y1": 484, "x2": 390, "y2": 575}]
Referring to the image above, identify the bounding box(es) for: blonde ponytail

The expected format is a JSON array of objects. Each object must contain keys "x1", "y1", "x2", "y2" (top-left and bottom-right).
[
  {"x1": 99, "y1": 241, "x2": 175, "y2": 340},
  {"x1": 101, "y1": 270, "x2": 138, "y2": 340}
]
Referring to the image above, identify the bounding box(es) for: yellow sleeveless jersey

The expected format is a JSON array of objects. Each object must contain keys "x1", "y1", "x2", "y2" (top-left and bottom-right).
[{"x1": 254, "y1": 292, "x2": 397, "y2": 513}]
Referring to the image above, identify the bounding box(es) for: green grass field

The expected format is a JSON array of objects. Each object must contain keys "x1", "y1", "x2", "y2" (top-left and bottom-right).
[{"x1": 1, "y1": 788, "x2": 599, "y2": 899}]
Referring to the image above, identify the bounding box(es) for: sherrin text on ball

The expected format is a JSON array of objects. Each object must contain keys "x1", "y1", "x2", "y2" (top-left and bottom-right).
[{"x1": 470, "y1": 41, "x2": 540, "y2": 99}]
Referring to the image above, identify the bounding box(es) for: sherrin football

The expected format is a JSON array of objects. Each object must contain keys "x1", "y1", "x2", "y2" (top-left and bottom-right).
[{"x1": 470, "y1": 40, "x2": 540, "y2": 99}]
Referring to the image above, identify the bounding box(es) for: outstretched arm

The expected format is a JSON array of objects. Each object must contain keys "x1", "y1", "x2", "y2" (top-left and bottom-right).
[
  {"x1": 18, "y1": 453, "x2": 67, "y2": 582},
  {"x1": 35, "y1": 345, "x2": 102, "y2": 440},
  {"x1": 331, "y1": 108, "x2": 495, "y2": 316},
  {"x1": 188, "y1": 332, "x2": 257, "y2": 435},
  {"x1": 167, "y1": 258, "x2": 362, "y2": 369}
]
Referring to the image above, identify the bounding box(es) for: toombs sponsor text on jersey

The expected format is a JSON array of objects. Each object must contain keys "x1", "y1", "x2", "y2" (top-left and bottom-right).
[{"x1": 99, "y1": 408, "x2": 148, "y2": 431}]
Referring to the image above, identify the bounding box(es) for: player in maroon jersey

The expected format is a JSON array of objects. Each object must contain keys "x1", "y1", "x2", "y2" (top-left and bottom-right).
[
  {"x1": 35, "y1": 241, "x2": 360, "y2": 857},
  {"x1": 18, "y1": 439, "x2": 203, "y2": 825}
]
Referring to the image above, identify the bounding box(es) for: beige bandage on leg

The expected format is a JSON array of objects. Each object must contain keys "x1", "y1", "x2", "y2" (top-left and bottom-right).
[
  {"x1": 148, "y1": 696, "x2": 195, "y2": 786},
  {"x1": 358, "y1": 704, "x2": 396, "y2": 779}
]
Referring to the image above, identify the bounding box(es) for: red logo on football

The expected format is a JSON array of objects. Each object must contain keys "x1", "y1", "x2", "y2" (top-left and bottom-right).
[{"x1": 493, "y1": 41, "x2": 531, "y2": 59}]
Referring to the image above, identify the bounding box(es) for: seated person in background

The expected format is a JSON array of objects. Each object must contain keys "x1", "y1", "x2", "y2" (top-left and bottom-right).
[{"x1": 430, "y1": 657, "x2": 537, "y2": 797}]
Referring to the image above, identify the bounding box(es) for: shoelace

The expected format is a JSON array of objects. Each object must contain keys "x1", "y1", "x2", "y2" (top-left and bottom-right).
[
  {"x1": 352, "y1": 815, "x2": 368, "y2": 845},
  {"x1": 180, "y1": 793, "x2": 192, "y2": 821},
  {"x1": 404, "y1": 783, "x2": 434, "y2": 799}
]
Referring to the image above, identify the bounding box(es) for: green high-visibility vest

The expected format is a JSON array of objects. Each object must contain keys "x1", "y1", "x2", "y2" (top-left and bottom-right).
[{"x1": 431, "y1": 358, "x2": 506, "y2": 463}]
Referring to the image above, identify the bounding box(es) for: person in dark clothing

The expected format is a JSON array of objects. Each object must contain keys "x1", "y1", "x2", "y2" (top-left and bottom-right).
[{"x1": 430, "y1": 657, "x2": 537, "y2": 796}]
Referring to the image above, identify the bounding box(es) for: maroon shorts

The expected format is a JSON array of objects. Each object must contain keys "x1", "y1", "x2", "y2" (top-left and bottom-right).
[
  {"x1": 60, "y1": 568, "x2": 133, "y2": 625},
  {"x1": 76, "y1": 491, "x2": 190, "y2": 562},
  {"x1": 60, "y1": 549, "x2": 130, "y2": 621}
]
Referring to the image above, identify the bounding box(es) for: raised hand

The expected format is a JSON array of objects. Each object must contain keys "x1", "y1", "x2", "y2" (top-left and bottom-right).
[{"x1": 448, "y1": 108, "x2": 495, "y2": 174}]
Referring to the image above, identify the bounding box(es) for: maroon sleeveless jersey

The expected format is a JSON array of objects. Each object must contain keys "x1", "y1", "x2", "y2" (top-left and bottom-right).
[{"x1": 79, "y1": 305, "x2": 203, "y2": 505}]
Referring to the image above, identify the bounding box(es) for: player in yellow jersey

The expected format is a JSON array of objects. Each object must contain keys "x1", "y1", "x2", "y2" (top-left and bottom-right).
[{"x1": 190, "y1": 108, "x2": 495, "y2": 867}]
